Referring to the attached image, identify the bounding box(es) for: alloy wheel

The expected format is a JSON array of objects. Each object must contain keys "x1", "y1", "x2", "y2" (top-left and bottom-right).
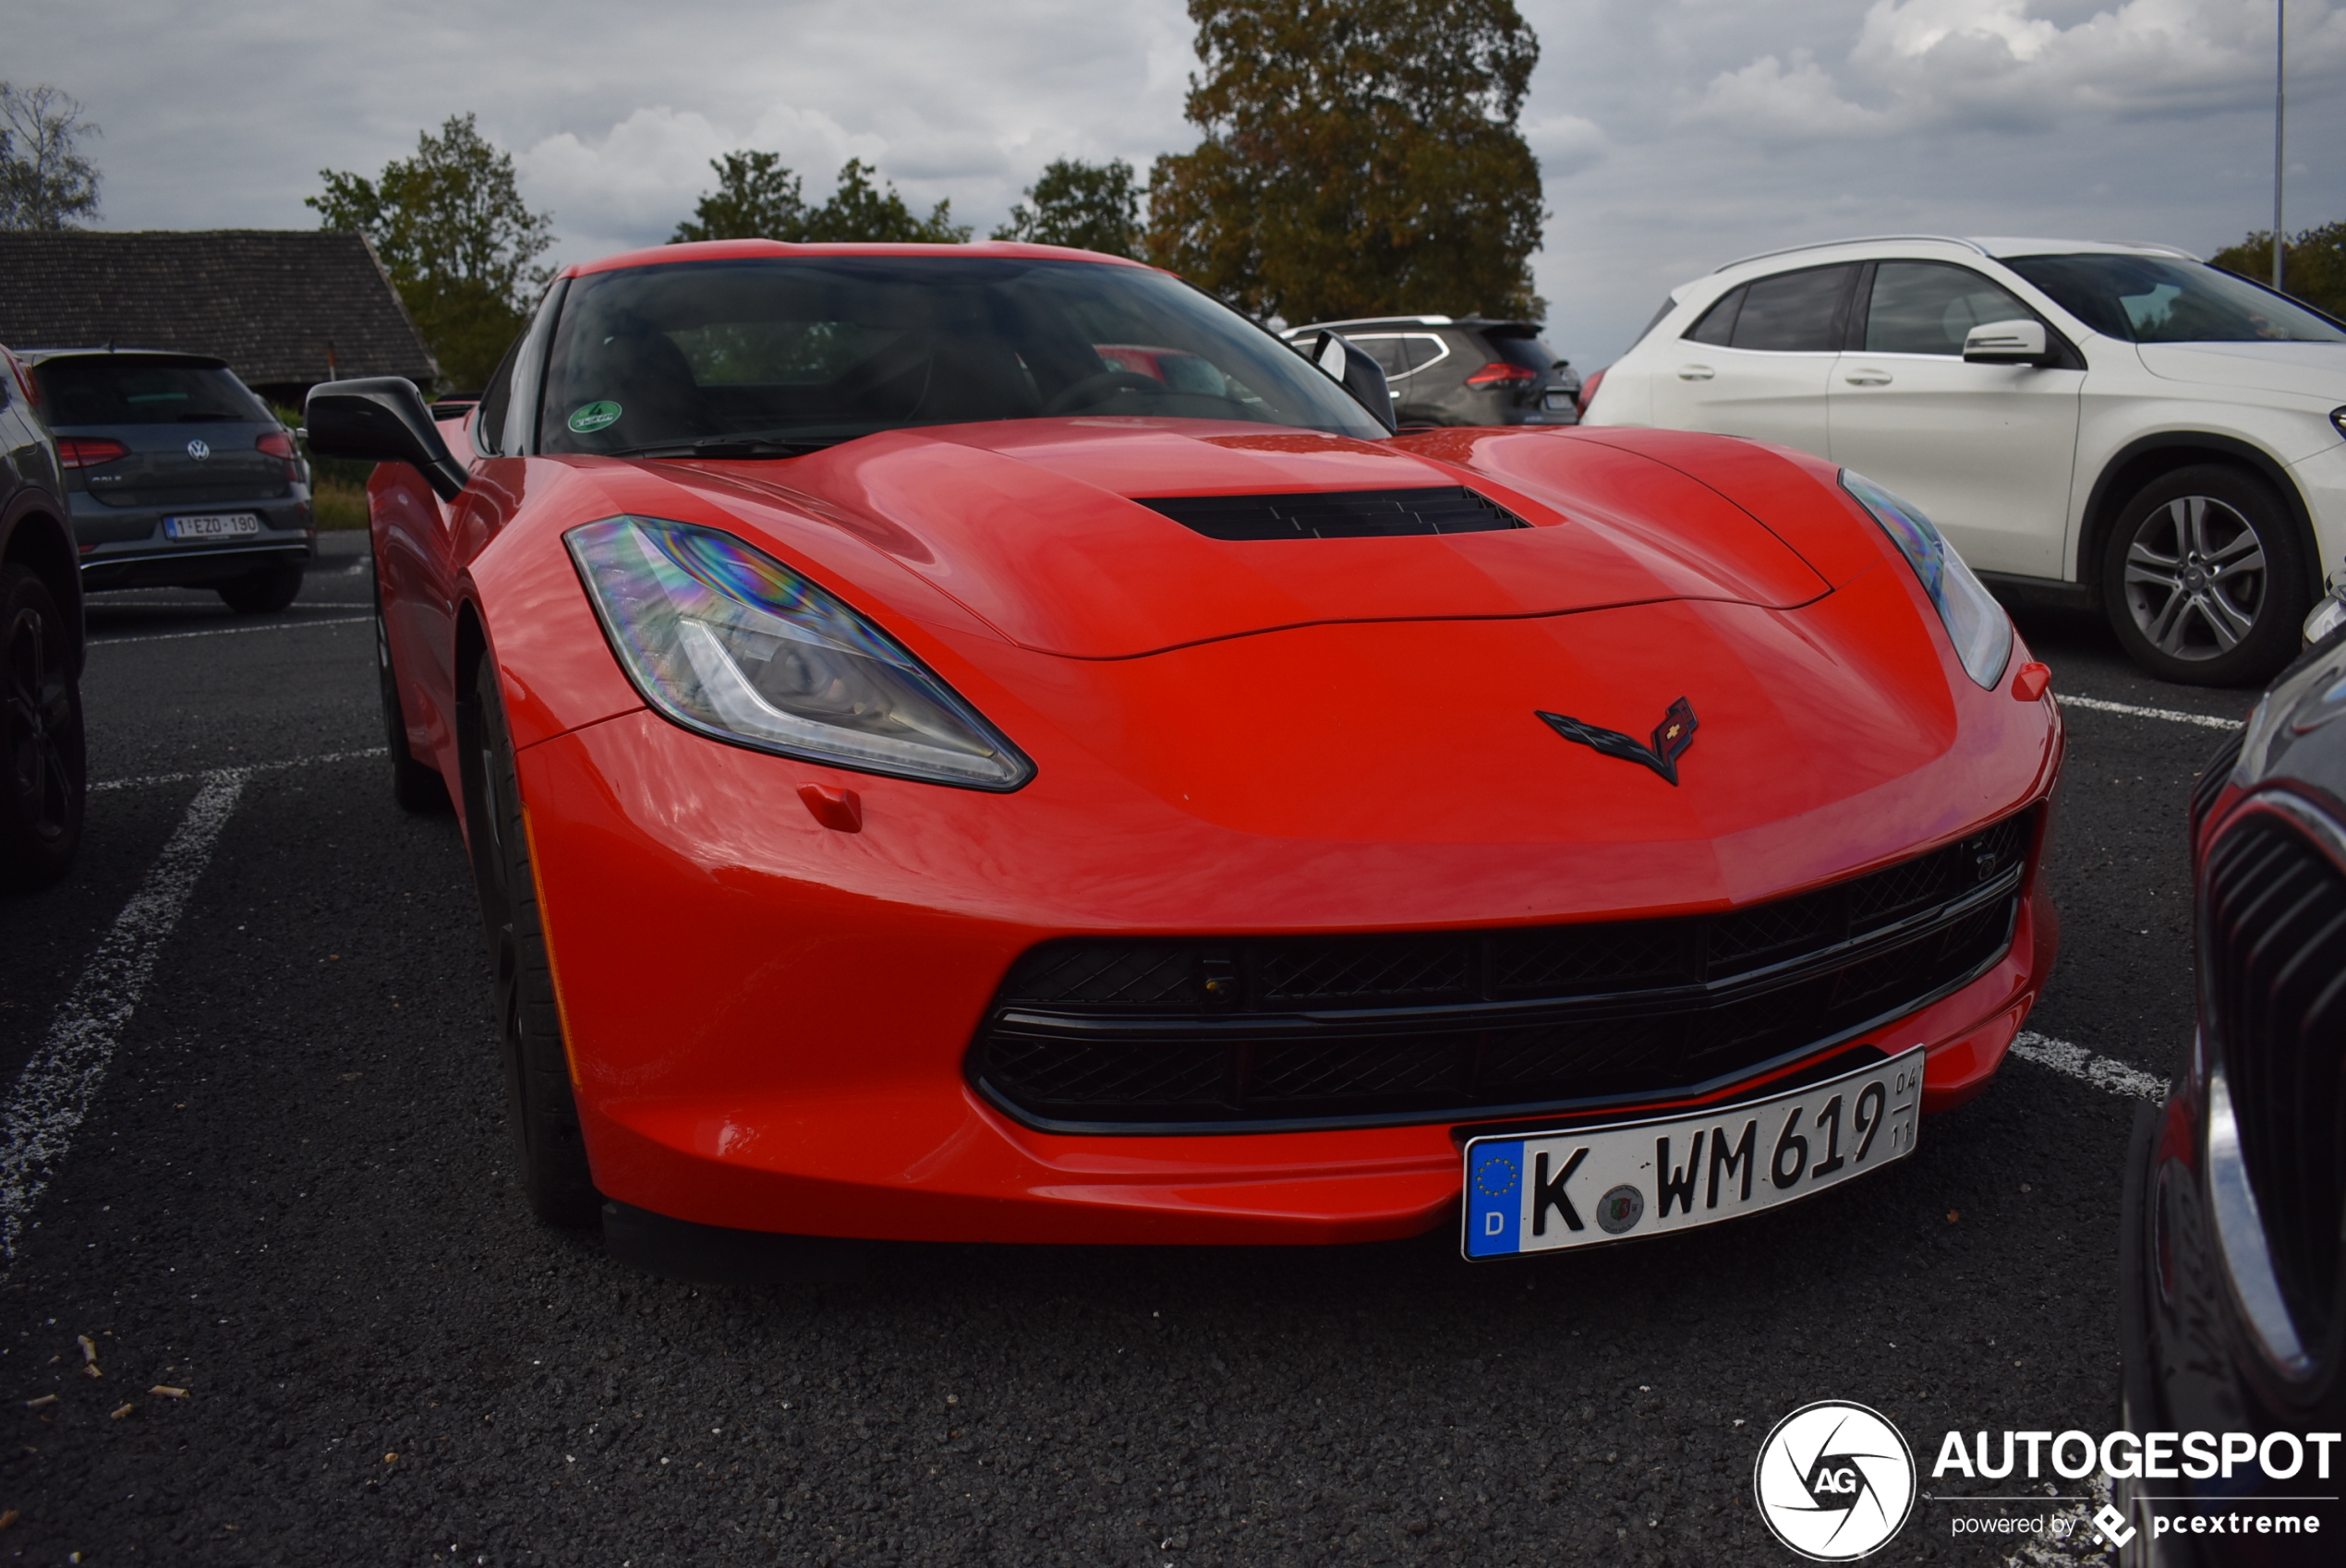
[{"x1": 2122, "y1": 494, "x2": 2268, "y2": 662}]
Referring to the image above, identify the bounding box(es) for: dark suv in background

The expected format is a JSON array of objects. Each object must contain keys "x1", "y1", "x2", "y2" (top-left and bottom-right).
[
  {"x1": 1283, "y1": 316, "x2": 1580, "y2": 428},
  {"x1": 26, "y1": 349, "x2": 315, "y2": 613},
  {"x1": 0, "y1": 344, "x2": 85, "y2": 889}
]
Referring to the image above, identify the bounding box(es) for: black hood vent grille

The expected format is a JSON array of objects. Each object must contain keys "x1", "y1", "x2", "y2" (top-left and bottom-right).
[{"x1": 1137, "y1": 487, "x2": 1529, "y2": 540}]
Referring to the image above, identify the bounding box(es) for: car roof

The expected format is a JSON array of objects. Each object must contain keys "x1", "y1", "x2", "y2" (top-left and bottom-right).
[
  {"x1": 18, "y1": 346, "x2": 233, "y2": 368},
  {"x1": 1282, "y1": 317, "x2": 1542, "y2": 337},
  {"x1": 565, "y1": 237, "x2": 1156, "y2": 277},
  {"x1": 1707, "y1": 235, "x2": 2199, "y2": 276}
]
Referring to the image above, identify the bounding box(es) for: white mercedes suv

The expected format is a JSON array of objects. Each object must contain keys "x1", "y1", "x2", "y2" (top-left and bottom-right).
[{"x1": 1582, "y1": 236, "x2": 2346, "y2": 685}]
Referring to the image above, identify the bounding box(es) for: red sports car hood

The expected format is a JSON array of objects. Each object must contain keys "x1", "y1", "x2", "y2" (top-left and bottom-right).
[{"x1": 645, "y1": 420, "x2": 1830, "y2": 659}]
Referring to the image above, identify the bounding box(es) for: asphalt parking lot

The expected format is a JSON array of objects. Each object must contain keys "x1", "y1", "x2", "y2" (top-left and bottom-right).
[{"x1": 0, "y1": 532, "x2": 2259, "y2": 1567}]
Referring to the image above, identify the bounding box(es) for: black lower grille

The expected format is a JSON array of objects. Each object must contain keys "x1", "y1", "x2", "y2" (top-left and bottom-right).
[
  {"x1": 971, "y1": 811, "x2": 2034, "y2": 1131},
  {"x1": 2205, "y1": 805, "x2": 2346, "y2": 1351}
]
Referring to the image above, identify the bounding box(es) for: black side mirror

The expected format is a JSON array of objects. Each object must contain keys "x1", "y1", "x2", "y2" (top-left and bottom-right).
[
  {"x1": 303, "y1": 377, "x2": 468, "y2": 501},
  {"x1": 1308, "y1": 331, "x2": 1397, "y2": 435}
]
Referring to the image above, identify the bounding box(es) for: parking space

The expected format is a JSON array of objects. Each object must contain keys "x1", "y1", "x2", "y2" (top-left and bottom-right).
[{"x1": 0, "y1": 558, "x2": 2252, "y2": 1566}]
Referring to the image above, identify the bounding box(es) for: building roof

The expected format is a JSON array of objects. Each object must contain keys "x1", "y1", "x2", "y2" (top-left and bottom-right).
[{"x1": 0, "y1": 229, "x2": 438, "y2": 391}]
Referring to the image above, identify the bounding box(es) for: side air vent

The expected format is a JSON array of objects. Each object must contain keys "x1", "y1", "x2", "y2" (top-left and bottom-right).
[{"x1": 1137, "y1": 487, "x2": 1530, "y2": 540}]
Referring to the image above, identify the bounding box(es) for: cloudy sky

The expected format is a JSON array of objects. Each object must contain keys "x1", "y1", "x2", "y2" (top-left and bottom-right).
[{"x1": 7, "y1": 0, "x2": 2342, "y2": 362}]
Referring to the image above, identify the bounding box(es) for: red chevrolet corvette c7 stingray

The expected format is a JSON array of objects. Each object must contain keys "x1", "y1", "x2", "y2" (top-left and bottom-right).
[{"x1": 307, "y1": 239, "x2": 2062, "y2": 1271}]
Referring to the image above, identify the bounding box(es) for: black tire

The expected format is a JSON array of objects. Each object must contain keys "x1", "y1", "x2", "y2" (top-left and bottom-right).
[
  {"x1": 0, "y1": 566, "x2": 86, "y2": 892},
  {"x1": 215, "y1": 560, "x2": 304, "y2": 614},
  {"x1": 375, "y1": 582, "x2": 449, "y2": 813},
  {"x1": 463, "y1": 653, "x2": 599, "y2": 1227},
  {"x1": 2101, "y1": 464, "x2": 2310, "y2": 686}
]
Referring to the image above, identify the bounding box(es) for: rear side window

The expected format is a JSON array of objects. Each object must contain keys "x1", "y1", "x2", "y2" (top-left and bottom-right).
[
  {"x1": 1863, "y1": 263, "x2": 2035, "y2": 355},
  {"x1": 1684, "y1": 287, "x2": 1742, "y2": 346},
  {"x1": 33, "y1": 356, "x2": 269, "y2": 426},
  {"x1": 1727, "y1": 265, "x2": 1856, "y2": 352},
  {"x1": 1344, "y1": 335, "x2": 1414, "y2": 379}
]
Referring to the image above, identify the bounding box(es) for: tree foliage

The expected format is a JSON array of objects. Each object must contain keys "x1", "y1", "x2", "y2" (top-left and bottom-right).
[
  {"x1": 2210, "y1": 222, "x2": 2346, "y2": 322},
  {"x1": 673, "y1": 154, "x2": 970, "y2": 244},
  {"x1": 993, "y1": 158, "x2": 1143, "y2": 257},
  {"x1": 1144, "y1": 0, "x2": 1545, "y2": 325},
  {"x1": 309, "y1": 115, "x2": 556, "y2": 391},
  {"x1": 0, "y1": 82, "x2": 102, "y2": 231}
]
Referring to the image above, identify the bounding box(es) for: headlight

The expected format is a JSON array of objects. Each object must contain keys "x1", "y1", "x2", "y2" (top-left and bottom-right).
[
  {"x1": 566, "y1": 515, "x2": 1034, "y2": 790},
  {"x1": 1840, "y1": 471, "x2": 2012, "y2": 690}
]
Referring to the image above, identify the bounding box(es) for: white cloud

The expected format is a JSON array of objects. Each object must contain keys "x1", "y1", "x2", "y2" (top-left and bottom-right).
[{"x1": 1526, "y1": 114, "x2": 1610, "y2": 176}]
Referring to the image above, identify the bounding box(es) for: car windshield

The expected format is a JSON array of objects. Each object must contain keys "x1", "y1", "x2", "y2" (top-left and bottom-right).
[
  {"x1": 538, "y1": 254, "x2": 1389, "y2": 455},
  {"x1": 2002, "y1": 253, "x2": 2346, "y2": 344},
  {"x1": 34, "y1": 356, "x2": 271, "y2": 425}
]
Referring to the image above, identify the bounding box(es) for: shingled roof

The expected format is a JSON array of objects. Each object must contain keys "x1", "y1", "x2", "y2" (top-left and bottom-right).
[{"x1": 0, "y1": 229, "x2": 438, "y2": 396}]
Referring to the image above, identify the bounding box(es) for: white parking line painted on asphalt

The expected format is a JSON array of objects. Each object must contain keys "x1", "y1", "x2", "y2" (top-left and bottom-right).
[
  {"x1": 2009, "y1": 1030, "x2": 2168, "y2": 1102},
  {"x1": 89, "y1": 746, "x2": 388, "y2": 793},
  {"x1": 2056, "y1": 693, "x2": 2243, "y2": 731},
  {"x1": 0, "y1": 770, "x2": 247, "y2": 1268},
  {"x1": 89, "y1": 614, "x2": 370, "y2": 646}
]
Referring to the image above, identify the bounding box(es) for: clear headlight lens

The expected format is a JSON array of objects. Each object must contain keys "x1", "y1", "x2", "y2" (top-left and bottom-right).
[
  {"x1": 567, "y1": 515, "x2": 1034, "y2": 790},
  {"x1": 1840, "y1": 471, "x2": 2012, "y2": 690}
]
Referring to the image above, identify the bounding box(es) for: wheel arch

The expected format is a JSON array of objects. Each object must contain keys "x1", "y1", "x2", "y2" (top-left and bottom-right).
[
  {"x1": 2078, "y1": 433, "x2": 2317, "y2": 609},
  {"x1": 0, "y1": 498, "x2": 83, "y2": 674},
  {"x1": 452, "y1": 597, "x2": 492, "y2": 848}
]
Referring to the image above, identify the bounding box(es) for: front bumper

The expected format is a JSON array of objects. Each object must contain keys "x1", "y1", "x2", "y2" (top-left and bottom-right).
[{"x1": 515, "y1": 708, "x2": 2061, "y2": 1248}]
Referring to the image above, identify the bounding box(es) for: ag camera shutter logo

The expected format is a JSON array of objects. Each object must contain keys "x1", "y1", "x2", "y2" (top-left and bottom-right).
[{"x1": 1753, "y1": 1401, "x2": 1917, "y2": 1561}]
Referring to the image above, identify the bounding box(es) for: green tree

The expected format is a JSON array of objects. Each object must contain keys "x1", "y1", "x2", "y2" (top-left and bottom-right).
[
  {"x1": 0, "y1": 82, "x2": 102, "y2": 230},
  {"x1": 993, "y1": 157, "x2": 1143, "y2": 256},
  {"x1": 671, "y1": 150, "x2": 808, "y2": 241},
  {"x1": 1144, "y1": 0, "x2": 1545, "y2": 325},
  {"x1": 2210, "y1": 222, "x2": 2346, "y2": 322},
  {"x1": 308, "y1": 114, "x2": 555, "y2": 391},
  {"x1": 671, "y1": 154, "x2": 968, "y2": 244}
]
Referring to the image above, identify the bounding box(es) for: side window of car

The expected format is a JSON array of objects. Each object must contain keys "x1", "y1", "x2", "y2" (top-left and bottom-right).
[
  {"x1": 472, "y1": 335, "x2": 524, "y2": 457},
  {"x1": 1401, "y1": 333, "x2": 1450, "y2": 374},
  {"x1": 1862, "y1": 262, "x2": 2037, "y2": 356},
  {"x1": 1728, "y1": 265, "x2": 1857, "y2": 352},
  {"x1": 1684, "y1": 286, "x2": 1744, "y2": 346},
  {"x1": 1346, "y1": 335, "x2": 1412, "y2": 380}
]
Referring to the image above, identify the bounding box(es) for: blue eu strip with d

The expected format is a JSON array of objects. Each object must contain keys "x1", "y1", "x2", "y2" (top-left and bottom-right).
[{"x1": 1467, "y1": 1140, "x2": 1524, "y2": 1257}]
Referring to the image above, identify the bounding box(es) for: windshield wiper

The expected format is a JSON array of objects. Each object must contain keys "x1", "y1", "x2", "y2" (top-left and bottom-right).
[{"x1": 611, "y1": 436, "x2": 836, "y2": 460}]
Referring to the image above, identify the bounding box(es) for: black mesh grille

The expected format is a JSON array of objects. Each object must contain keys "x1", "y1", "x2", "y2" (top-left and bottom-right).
[
  {"x1": 1137, "y1": 487, "x2": 1528, "y2": 540},
  {"x1": 2205, "y1": 807, "x2": 2346, "y2": 1351},
  {"x1": 973, "y1": 810, "x2": 2036, "y2": 1130}
]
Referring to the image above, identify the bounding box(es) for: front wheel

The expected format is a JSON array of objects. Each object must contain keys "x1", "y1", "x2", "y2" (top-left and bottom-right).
[
  {"x1": 463, "y1": 654, "x2": 600, "y2": 1227},
  {"x1": 0, "y1": 566, "x2": 86, "y2": 891},
  {"x1": 2101, "y1": 464, "x2": 2308, "y2": 686}
]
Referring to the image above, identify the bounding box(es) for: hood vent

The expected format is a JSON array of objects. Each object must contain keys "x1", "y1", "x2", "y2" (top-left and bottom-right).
[{"x1": 1136, "y1": 486, "x2": 1529, "y2": 540}]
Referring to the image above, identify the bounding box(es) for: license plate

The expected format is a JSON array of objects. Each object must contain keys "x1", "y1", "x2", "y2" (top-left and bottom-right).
[
  {"x1": 1543, "y1": 390, "x2": 1575, "y2": 409},
  {"x1": 1462, "y1": 1046, "x2": 1924, "y2": 1258},
  {"x1": 163, "y1": 513, "x2": 262, "y2": 539}
]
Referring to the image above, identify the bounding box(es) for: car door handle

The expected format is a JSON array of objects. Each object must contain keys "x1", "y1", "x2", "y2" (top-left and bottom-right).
[
  {"x1": 1676, "y1": 365, "x2": 1714, "y2": 380},
  {"x1": 1844, "y1": 369, "x2": 1893, "y2": 386}
]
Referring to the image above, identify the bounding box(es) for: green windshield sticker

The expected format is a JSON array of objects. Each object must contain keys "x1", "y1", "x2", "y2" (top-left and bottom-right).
[{"x1": 568, "y1": 401, "x2": 623, "y2": 434}]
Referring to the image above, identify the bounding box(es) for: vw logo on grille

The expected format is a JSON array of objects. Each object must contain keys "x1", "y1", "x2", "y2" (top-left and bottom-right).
[{"x1": 186, "y1": 439, "x2": 211, "y2": 461}]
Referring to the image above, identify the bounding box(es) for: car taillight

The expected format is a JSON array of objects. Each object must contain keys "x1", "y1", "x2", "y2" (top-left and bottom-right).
[
  {"x1": 57, "y1": 437, "x2": 130, "y2": 469},
  {"x1": 1577, "y1": 368, "x2": 1606, "y2": 414},
  {"x1": 1464, "y1": 362, "x2": 1538, "y2": 389},
  {"x1": 256, "y1": 430, "x2": 298, "y2": 460}
]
